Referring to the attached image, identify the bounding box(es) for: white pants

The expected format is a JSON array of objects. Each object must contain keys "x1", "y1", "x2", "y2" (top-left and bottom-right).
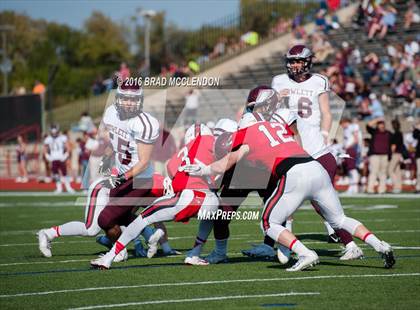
[
  {"x1": 262, "y1": 161, "x2": 361, "y2": 241},
  {"x1": 141, "y1": 189, "x2": 219, "y2": 225},
  {"x1": 83, "y1": 178, "x2": 110, "y2": 236},
  {"x1": 89, "y1": 156, "x2": 102, "y2": 184}
]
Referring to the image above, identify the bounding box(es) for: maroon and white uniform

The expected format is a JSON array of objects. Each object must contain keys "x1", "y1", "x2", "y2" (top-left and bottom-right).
[
  {"x1": 98, "y1": 105, "x2": 160, "y2": 231},
  {"x1": 44, "y1": 134, "x2": 68, "y2": 176}
]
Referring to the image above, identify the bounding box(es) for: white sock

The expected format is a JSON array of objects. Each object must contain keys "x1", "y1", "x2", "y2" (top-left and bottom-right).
[
  {"x1": 56, "y1": 182, "x2": 63, "y2": 192},
  {"x1": 286, "y1": 219, "x2": 293, "y2": 232},
  {"x1": 345, "y1": 241, "x2": 357, "y2": 249},
  {"x1": 58, "y1": 221, "x2": 87, "y2": 236},
  {"x1": 290, "y1": 239, "x2": 312, "y2": 256},
  {"x1": 324, "y1": 221, "x2": 335, "y2": 235},
  {"x1": 117, "y1": 216, "x2": 148, "y2": 247},
  {"x1": 64, "y1": 179, "x2": 74, "y2": 192},
  {"x1": 364, "y1": 233, "x2": 382, "y2": 252}
]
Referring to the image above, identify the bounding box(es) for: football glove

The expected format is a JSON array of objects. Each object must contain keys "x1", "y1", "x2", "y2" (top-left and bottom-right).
[
  {"x1": 179, "y1": 163, "x2": 212, "y2": 176},
  {"x1": 99, "y1": 155, "x2": 114, "y2": 175},
  {"x1": 104, "y1": 174, "x2": 127, "y2": 189}
]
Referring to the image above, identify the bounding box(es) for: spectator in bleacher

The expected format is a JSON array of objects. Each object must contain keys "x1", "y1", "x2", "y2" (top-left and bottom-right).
[
  {"x1": 15, "y1": 135, "x2": 28, "y2": 183},
  {"x1": 312, "y1": 32, "x2": 334, "y2": 63},
  {"x1": 362, "y1": 52, "x2": 380, "y2": 83},
  {"x1": 366, "y1": 119, "x2": 391, "y2": 194},
  {"x1": 389, "y1": 119, "x2": 404, "y2": 193},
  {"x1": 378, "y1": 5, "x2": 397, "y2": 39},
  {"x1": 379, "y1": 56, "x2": 395, "y2": 83},
  {"x1": 413, "y1": 123, "x2": 420, "y2": 193},
  {"x1": 92, "y1": 76, "x2": 105, "y2": 95},
  {"x1": 210, "y1": 37, "x2": 227, "y2": 59},
  {"x1": 368, "y1": 93, "x2": 385, "y2": 120},
  {"x1": 367, "y1": 6, "x2": 383, "y2": 41},
  {"x1": 270, "y1": 17, "x2": 291, "y2": 36},
  {"x1": 357, "y1": 96, "x2": 372, "y2": 120},
  {"x1": 289, "y1": 26, "x2": 307, "y2": 48},
  {"x1": 404, "y1": 37, "x2": 420, "y2": 59},
  {"x1": 404, "y1": 0, "x2": 420, "y2": 31},
  {"x1": 315, "y1": 9, "x2": 332, "y2": 34}
]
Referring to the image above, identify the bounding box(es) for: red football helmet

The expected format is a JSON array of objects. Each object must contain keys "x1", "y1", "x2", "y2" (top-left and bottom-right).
[
  {"x1": 115, "y1": 82, "x2": 144, "y2": 120},
  {"x1": 285, "y1": 45, "x2": 314, "y2": 79}
]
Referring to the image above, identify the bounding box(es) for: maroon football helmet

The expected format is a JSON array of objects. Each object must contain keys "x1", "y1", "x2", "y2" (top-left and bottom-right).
[
  {"x1": 115, "y1": 81, "x2": 144, "y2": 120},
  {"x1": 285, "y1": 45, "x2": 314, "y2": 79},
  {"x1": 245, "y1": 85, "x2": 279, "y2": 118}
]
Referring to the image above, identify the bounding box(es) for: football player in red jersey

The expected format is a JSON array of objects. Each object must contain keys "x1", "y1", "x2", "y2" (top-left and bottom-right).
[
  {"x1": 184, "y1": 113, "x2": 395, "y2": 271},
  {"x1": 90, "y1": 124, "x2": 219, "y2": 269}
]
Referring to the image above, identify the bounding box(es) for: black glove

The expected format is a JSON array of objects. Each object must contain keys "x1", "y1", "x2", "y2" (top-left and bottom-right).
[
  {"x1": 99, "y1": 155, "x2": 114, "y2": 175},
  {"x1": 104, "y1": 174, "x2": 127, "y2": 189}
]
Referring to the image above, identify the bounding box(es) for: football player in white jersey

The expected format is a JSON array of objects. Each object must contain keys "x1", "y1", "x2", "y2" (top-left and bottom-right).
[
  {"x1": 43, "y1": 124, "x2": 75, "y2": 194},
  {"x1": 341, "y1": 117, "x2": 363, "y2": 194}
]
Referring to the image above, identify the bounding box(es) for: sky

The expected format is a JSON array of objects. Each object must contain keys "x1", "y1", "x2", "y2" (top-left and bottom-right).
[{"x1": 0, "y1": 0, "x2": 240, "y2": 30}]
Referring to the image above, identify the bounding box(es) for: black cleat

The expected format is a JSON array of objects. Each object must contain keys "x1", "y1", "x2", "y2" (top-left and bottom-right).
[
  {"x1": 328, "y1": 233, "x2": 341, "y2": 243},
  {"x1": 382, "y1": 250, "x2": 396, "y2": 269}
]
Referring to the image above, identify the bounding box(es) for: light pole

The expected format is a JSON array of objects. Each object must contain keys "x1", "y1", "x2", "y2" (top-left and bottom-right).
[
  {"x1": 138, "y1": 10, "x2": 156, "y2": 77},
  {"x1": 0, "y1": 25, "x2": 14, "y2": 96}
]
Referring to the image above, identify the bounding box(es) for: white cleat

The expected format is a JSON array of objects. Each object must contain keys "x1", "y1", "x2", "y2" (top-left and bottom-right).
[
  {"x1": 277, "y1": 245, "x2": 291, "y2": 265},
  {"x1": 286, "y1": 251, "x2": 319, "y2": 272},
  {"x1": 113, "y1": 248, "x2": 128, "y2": 263},
  {"x1": 37, "y1": 229, "x2": 52, "y2": 258},
  {"x1": 147, "y1": 228, "x2": 165, "y2": 258},
  {"x1": 184, "y1": 256, "x2": 209, "y2": 266},
  {"x1": 90, "y1": 253, "x2": 114, "y2": 270},
  {"x1": 340, "y1": 244, "x2": 364, "y2": 260}
]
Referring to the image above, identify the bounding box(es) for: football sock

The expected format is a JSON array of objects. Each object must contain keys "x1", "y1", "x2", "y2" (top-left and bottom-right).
[
  {"x1": 345, "y1": 241, "x2": 357, "y2": 249},
  {"x1": 116, "y1": 215, "x2": 148, "y2": 247},
  {"x1": 55, "y1": 222, "x2": 86, "y2": 237},
  {"x1": 190, "y1": 220, "x2": 213, "y2": 256},
  {"x1": 363, "y1": 233, "x2": 382, "y2": 252},
  {"x1": 215, "y1": 238, "x2": 228, "y2": 256},
  {"x1": 161, "y1": 242, "x2": 173, "y2": 254},
  {"x1": 289, "y1": 239, "x2": 311, "y2": 256},
  {"x1": 141, "y1": 226, "x2": 155, "y2": 242},
  {"x1": 56, "y1": 181, "x2": 63, "y2": 192}
]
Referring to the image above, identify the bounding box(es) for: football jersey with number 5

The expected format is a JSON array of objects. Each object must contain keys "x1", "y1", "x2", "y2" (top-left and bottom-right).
[
  {"x1": 271, "y1": 73, "x2": 330, "y2": 159},
  {"x1": 232, "y1": 120, "x2": 310, "y2": 177},
  {"x1": 102, "y1": 105, "x2": 159, "y2": 176}
]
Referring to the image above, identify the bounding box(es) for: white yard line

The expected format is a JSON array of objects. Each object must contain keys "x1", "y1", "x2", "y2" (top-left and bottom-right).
[
  {"x1": 1, "y1": 273, "x2": 419, "y2": 299},
  {"x1": 67, "y1": 292, "x2": 320, "y2": 310}
]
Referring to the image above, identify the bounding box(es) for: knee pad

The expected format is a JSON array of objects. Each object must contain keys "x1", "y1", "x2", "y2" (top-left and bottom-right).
[{"x1": 265, "y1": 223, "x2": 286, "y2": 242}]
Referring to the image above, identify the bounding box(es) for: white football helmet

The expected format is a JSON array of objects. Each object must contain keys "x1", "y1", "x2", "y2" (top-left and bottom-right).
[
  {"x1": 213, "y1": 118, "x2": 238, "y2": 137},
  {"x1": 184, "y1": 123, "x2": 213, "y2": 145},
  {"x1": 238, "y1": 112, "x2": 265, "y2": 129}
]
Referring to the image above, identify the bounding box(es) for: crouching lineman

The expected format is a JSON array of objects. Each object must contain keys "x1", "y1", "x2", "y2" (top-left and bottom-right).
[
  {"x1": 90, "y1": 124, "x2": 219, "y2": 269},
  {"x1": 183, "y1": 112, "x2": 395, "y2": 271}
]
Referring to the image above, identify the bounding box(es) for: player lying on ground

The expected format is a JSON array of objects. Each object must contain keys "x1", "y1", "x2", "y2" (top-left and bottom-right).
[
  {"x1": 90, "y1": 124, "x2": 219, "y2": 269},
  {"x1": 244, "y1": 45, "x2": 362, "y2": 260},
  {"x1": 183, "y1": 112, "x2": 395, "y2": 271}
]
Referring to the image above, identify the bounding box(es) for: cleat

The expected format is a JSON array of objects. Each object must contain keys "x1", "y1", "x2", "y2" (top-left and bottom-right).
[
  {"x1": 37, "y1": 230, "x2": 52, "y2": 258},
  {"x1": 241, "y1": 243, "x2": 276, "y2": 260},
  {"x1": 380, "y1": 241, "x2": 395, "y2": 269},
  {"x1": 286, "y1": 250, "x2": 319, "y2": 272},
  {"x1": 134, "y1": 239, "x2": 147, "y2": 257},
  {"x1": 96, "y1": 235, "x2": 113, "y2": 249},
  {"x1": 163, "y1": 249, "x2": 182, "y2": 257},
  {"x1": 205, "y1": 250, "x2": 229, "y2": 264},
  {"x1": 90, "y1": 253, "x2": 113, "y2": 270},
  {"x1": 113, "y1": 248, "x2": 128, "y2": 263},
  {"x1": 147, "y1": 228, "x2": 165, "y2": 258},
  {"x1": 277, "y1": 245, "x2": 291, "y2": 265},
  {"x1": 340, "y1": 244, "x2": 364, "y2": 260},
  {"x1": 184, "y1": 256, "x2": 209, "y2": 266},
  {"x1": 328, "y1": 233, "x2": 340, "y2": 243}
]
